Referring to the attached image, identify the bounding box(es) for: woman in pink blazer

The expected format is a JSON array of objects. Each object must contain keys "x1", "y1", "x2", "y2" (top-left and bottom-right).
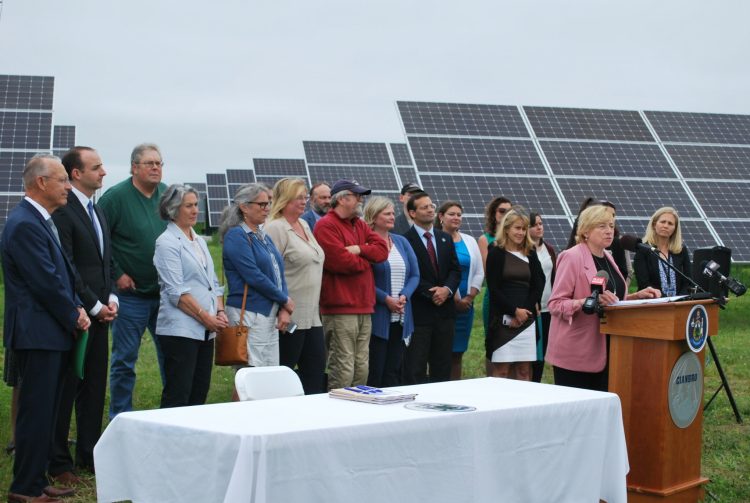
[{"x1": 546, "y1": 206, "x2": 660, "y2": 391}]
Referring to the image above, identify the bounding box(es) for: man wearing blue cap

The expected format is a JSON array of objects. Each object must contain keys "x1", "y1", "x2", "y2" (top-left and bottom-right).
[{"x1": 313, "y1": 179, "x2": 389, "y2": 390}]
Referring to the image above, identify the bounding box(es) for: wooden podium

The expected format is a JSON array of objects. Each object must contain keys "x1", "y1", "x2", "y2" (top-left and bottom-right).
[{"x1": 602, "y1": 299, "x2": 718, "y2": 502}]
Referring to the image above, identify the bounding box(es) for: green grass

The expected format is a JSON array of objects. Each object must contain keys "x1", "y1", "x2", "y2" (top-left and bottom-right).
[{"x1": 0, "y1": 244, "x2": 748, "y2": 501}]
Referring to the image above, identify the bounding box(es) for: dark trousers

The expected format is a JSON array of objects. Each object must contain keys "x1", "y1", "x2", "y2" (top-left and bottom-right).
[
  {"x1": 50, "y1": 320, "x2": 109, "y2": 474},
  {"x1": 532, "y1": 312, "x2": 551, "y2": 383},
  {"x1": 158, "y1": 335, "x2": 214, "y2": 408},
  {"x1": 553, "y1": 365, "x2": 608, "y2": 392},
  {"x1": 11, "y1": 349, "x2": 68, "y2": 496},
  {"x1": 403, "y1": 319, "x2": 454, "y2": 385},
  {"x1": 279, "y1": 326, "x2": 326, "y2": 394},
  {"x1": 367, "y1": 323, "x2": 405, "y2": 388}
]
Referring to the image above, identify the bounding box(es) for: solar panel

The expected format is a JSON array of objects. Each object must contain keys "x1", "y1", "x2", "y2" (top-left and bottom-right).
[
  {"x1": 665, "y1": 145, "x2": 750, "y2": 179},
  {"x1": 308, "y1": 165, "x2": 399, "y2": 191},
  {"x1": 556, "y1": 178, "x2": 702, "y2": 218},
  {"x1": 419, "y1": 174, "x2": 565, "y2": 216},
  {"x1": 456, "y1": 215, "x2": 485, "y2": 240},
  {"x1": 408, "y1": 137, "x2": 545, "y2": 174},
  {"x1": 0, "y1": 151, "x2": 30, "y2": 192},
  {"x1": 253, "y1": 158, "x2": 308, "y2": 177},
  {"x1": 397, "y1": 101, "x2": 528, "y2": 137},
  {"x1": 709, "y1": 221, "x2": 750, "y2": 262},
  {"x1": 185, "y1": 182, "x2": 207, "y2": 225},
  {"x1": 226, "y1": 169, "x2": 256, "y2": 198},
  {"x1": 645, "y1": 111, "x2": 750, "y2": 145},
  {"x1": 368, "y1": 191, "x2": 401, "y2": 210},
  {"x1": 0, "y1": 111, "x2": 53, "y2": 149},
  {"x1": 540, "y1": 141, "x2": 675, "y2": 178},
  {"x1": 525, "y1": 106, "x2": 653, "y2": 142},
  {"x1": 680, "y1": 220, "x2": 720, "y2": 252},
  {"x1": 53, "y1": 125, "x2": 75, "y2": 150},
  {"x1": 397, "y1": 167, "x2": 419, "y2": 187},
  {"x1": 0, "y1": 75, "x2": 54, "y2": 110},
  {"x1": 0, "y1": 194, "x2": 24, "y2": 234},
  {"x1": 304, "y1": 141, "x2": 391, "y2": 165},
  {"x1": 390, "y1": 143, "x2": 413, "y2": 166},
  {"x1": 686, "y1": 181, "x2": 750, "y2": 219},
  {"x1": 205, "y1": 173, "x2": 229, "y2": 228}
]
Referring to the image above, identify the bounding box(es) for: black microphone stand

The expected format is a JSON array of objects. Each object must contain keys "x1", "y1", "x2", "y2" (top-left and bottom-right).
[{"x1": 640, "y1": 245, "x2": 742, "y2": 423}]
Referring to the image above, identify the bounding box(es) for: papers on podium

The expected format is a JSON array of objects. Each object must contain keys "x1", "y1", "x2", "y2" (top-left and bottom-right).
[
  {"x1": 612, "y1": 295, "x2": 688, "y2": 307},
  {"x1": 329, "y1": 385, "x2": 417, "y2": 404}
]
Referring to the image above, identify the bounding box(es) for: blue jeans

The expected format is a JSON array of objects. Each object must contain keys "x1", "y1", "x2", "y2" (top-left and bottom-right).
[{"x1": 108, "y1": 293, "x2": 164, "y2": 418}]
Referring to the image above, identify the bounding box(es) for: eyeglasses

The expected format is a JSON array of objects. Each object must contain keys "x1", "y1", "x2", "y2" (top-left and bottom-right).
[
  {"x1": 42, "y1": 175, "x2": 70, "y2": 184},
  {"x1": 247, "y1": 201, "x2": 271, "y2": 209},
  {"x1": 295, "y1": 195, "x2": 310, "y2": 202},
  {"x1": 497, "y1": 208, "x2": 508, "y2": 214},
  {"x1": 137, "y1": 161, "x2": 164, "y2": 168}
]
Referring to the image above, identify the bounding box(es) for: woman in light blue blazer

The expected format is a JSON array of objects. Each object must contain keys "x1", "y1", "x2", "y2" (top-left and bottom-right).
[
  {"x1": 364, "y1": 197, "x2": 420, "y2": 387},
  {"x1": 154, "y1": 184, "x2": 228, "y2": 408}
]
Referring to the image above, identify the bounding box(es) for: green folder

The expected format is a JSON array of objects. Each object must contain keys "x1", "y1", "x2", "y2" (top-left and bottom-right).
[{"x1": 74, "y1": 330, "x2": 89, "y2": 379}]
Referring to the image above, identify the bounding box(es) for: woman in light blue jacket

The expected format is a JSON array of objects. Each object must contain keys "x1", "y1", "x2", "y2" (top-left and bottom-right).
[
  {"x1": 154, "y1": 184, "x2": 228, "y2": 408},
  {"x1": 364, "y1": 197, "x2": 420, "y2": 387}
]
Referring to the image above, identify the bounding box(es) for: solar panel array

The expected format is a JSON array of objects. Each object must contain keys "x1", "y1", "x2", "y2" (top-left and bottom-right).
[
  {"x1": 397, "y1": 101, "x2": 750, "y2": 262},
  {"x1": 226, "y1": 169, "x2": 256, "y2": 201},
  {"x1": 1, "y1": 75, "x2": 62, "y2": 233},
  {"x1": 253, "y1": 158, "x2": 309, "y2": 188}
]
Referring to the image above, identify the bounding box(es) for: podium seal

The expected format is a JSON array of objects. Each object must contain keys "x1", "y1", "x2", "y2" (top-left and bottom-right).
[
  {"x1": 668, "y1": 352, "x2": 703, "y2": 428},
  {"x1": 685, "y1": 304, "x2": 708, "y2": 353}
]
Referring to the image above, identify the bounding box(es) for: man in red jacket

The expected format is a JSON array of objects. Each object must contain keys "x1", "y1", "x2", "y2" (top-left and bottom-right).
[{"x1": 313, "y1": 180, "x2": 388, "y2": 390}]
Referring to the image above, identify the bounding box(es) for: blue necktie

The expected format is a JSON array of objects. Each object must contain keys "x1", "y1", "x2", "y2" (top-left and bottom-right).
[
  {"x1": 88, "y1": 200, "x2": 102, "y2": 252},
  {"x1": 46, "y1": 218, "x2": 61, "y2": 246}
]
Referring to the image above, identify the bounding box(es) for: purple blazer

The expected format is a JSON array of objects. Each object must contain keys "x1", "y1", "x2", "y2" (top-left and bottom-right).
[{"x1": 546, "y1": 243, "x2": 625, "y2": 373}]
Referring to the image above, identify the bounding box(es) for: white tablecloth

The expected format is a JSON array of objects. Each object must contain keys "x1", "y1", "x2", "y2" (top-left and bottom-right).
[{"x1": 94, "y1": 378, "x2": 628, "y2": 503}]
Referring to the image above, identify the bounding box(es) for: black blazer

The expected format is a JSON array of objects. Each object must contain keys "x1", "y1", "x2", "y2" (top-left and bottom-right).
[
  {"x1": 52, "y1": 191, "x2": 115, "y2": 311},
  {"x1": 404, "y1": 226, "x2": 461, "y2": 322},
  {"x1": 632, "y1": 245, "x2": 692, "y2": 295},
  {"x1": 486, "y1": 246, "x2": 545, "y2": 320}
]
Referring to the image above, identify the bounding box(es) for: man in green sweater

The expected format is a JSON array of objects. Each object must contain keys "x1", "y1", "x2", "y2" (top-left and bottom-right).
[{"x1": 98, "y1": 143, "x2": 167, "y2": 418}]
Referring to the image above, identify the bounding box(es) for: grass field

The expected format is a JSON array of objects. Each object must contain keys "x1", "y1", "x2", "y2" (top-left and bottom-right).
[{"x1": 0, "y1": 244, "x2": 747, "y2": 502}]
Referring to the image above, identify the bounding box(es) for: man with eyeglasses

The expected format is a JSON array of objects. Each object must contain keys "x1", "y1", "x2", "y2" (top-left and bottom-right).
[
  {"x1": 2, "y1": 154, "x2": 91, "y2": 502},
  {"x1": 403, "y1": 191, "x2": 461, "y2": 384},
  {"x1": 313, "y1": 179, "x2": 388, "y2": 390},
  {"x1": 98, "y1": 143, "x2": 168, "y2": 418},
  {"x1": 301, "y1": 182, "x2": 331, "y2": 231}
]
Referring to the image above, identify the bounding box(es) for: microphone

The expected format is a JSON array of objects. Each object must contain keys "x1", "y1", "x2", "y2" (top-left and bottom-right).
[
  {"x1": 702, "y1": 260, "x2": 747, "y2": 297},
  {"x1": 619, "y1": 234, "x2": 643, "y2": 253},
  {"x1": 582, "y1": 270, "x2": 610, "y2": 316}
]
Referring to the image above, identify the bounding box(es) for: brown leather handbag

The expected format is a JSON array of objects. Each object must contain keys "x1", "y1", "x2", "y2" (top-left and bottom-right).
[{"x1": 214, "y1": 284, "x2": 249, "y2": 366}]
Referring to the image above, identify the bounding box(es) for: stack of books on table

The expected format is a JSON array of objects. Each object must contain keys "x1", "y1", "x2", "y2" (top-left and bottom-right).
[{"x1": 329, "y1": 385, "x2": 417, "y2": 404}]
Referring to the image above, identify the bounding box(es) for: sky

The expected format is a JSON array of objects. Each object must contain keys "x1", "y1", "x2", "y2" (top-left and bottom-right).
[{"x1": 2, "y1": 0, "x2": 749, "y2": 188}]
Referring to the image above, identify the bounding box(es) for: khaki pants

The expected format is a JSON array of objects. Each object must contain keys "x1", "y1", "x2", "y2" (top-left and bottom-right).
[{"x1": 322, "y1": 314, "x2": 371, "y2": 390}]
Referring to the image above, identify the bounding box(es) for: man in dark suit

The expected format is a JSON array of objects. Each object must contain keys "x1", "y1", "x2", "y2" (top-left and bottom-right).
[
  {"x1": 403, "y1": 192, "x2": 461, "y2": 384},
  {"x1": 49, "y1": 147, "x2": 118, "y2": 482},
  {"x1": 1, "y1": 154, "x2": 90, "y2": 502}
]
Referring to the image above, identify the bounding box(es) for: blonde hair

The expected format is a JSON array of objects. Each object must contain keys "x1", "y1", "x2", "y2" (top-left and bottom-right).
[
  {"x1": 643, "y1": 206, "x2": 683, "y2": 254},
  {"x1": 576, "y1": 206, "x2": 614, "y2": 244},
  {"x1": 363, "y1": 196, "x2": 394, "y2": 229},
  {"x1": 270, "y1": 178, "x2": 307, "y2": 220},
  {"x1": 495, "y1": 208, "x2": 534, "y2": 255}
]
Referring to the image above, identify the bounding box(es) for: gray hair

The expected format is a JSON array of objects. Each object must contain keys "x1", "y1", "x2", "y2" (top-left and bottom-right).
[
  {"x1": 330, "y1": 190, "x2": 352, "y2": 209},
  {"x1": 363, "y1": 196, "x2": 394, "y2": 228},
  {"x1": 130, "y1": 143, "x2": 162, "y2": 165},
  {"x1": 23, "y1": 153, "x2": 60, "y2": 189},
  {"x1": 159, "y1": 184, "x2": 198, "y2": 221},
  {"x1": 218, "y1": 183, "x2": 267, "y2": 240}
]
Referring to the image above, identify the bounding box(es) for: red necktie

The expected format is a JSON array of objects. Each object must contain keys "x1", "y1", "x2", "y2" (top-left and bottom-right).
[{"x1": 423, "y1": 231, "x2": 438, "y2": 274}]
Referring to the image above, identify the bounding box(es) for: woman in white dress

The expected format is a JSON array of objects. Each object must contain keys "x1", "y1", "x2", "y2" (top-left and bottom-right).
[{"x1": 485, "y1": 208, "x2": 545, "y2": 380}]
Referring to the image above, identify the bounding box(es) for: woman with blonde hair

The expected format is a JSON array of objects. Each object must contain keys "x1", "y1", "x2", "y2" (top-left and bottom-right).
[
  {"x1": 546, "y1": 205, "x2": 660, "y2": 391},
  {"x1": 485, "y1": 207, "x2": 545, "y2": 380},
  {"x1": 363, "y1": 196, "x2": 419, "y2": 387},
  {"x1": 265, "y1": 178, "x2": 326, "y2": 394},
  {"x1": 633, "y1": 207, "x2": 691, "y2": 296}
]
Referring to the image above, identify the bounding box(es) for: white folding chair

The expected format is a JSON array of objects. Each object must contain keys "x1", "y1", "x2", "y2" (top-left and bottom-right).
[{"x1": 234, "y1": 366, "x2": 305, "y2": 401}]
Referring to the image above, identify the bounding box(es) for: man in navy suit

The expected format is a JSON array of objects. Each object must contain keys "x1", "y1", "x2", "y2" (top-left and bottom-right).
[
  {"x1": 403, "y1": 192, "x2": 461, "y2": 384},
  {"x1": 49, "y1": 147, "x2": 118, "y2": 482},
  {"x1": 1, "y1": 154, "x2": 91, "y2": 502}
]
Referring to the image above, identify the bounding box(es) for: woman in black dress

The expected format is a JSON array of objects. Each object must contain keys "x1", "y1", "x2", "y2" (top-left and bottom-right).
[{"x1": 633, "y1": 207, "x2": 691, "y2": 296}]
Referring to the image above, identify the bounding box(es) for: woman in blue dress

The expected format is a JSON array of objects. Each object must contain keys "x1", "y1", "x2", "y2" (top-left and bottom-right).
[{"x1": 435, "y1": 201, "x2": 484, "y2": 380}]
